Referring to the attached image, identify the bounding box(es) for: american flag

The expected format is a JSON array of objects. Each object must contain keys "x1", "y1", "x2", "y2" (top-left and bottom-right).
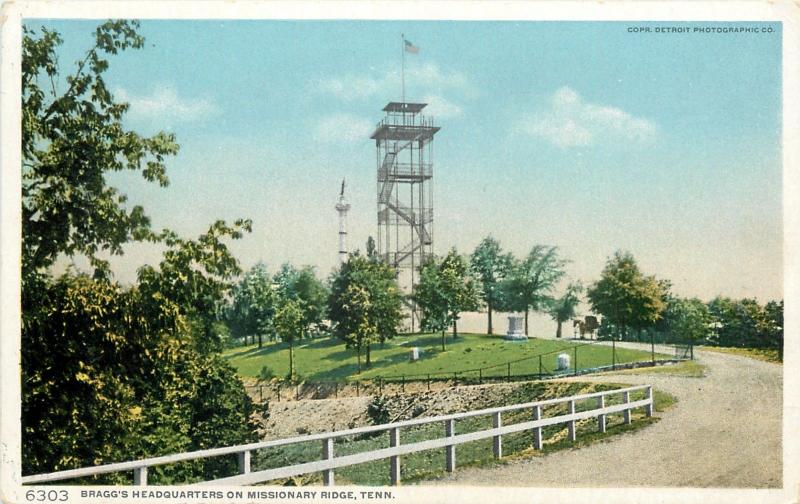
[{"x1": 404, "y1": 39, "x2": 419, "y2": 54}]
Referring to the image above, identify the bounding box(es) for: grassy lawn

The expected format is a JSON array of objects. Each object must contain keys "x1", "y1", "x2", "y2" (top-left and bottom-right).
[
  {"x1": 697, "y1": 345, "x2": 782, "y2": 364},
  {"x1": 612, "y1": 359, "x2": 706, "y2": 378},
  {"x1": 223, "y1": 333, "x2": 672, "y2": 382},
  {"x1": 243, "y1": 381, "x2": 677, "y2": 486}
]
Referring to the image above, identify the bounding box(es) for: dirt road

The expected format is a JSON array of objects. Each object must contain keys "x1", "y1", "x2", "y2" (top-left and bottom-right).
[{"x1": 430, "y1": 346, "x2": 782, "y2": 488}]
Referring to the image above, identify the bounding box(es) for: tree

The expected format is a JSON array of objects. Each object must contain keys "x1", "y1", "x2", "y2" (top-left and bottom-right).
[
  {"x1": 366, "y1": 236, "x2": 378, "y2": 260},
  {"x1": 503, "y1": 246, "x2": 567, "y2": 336},
  {"x1": 415, "y1": 249, "x2": 479, "y2": 350},
  {"x1": 549, "y1": 281, "x2": 583, "y2": 339},
  {"x1": 328, "y1": 253, "x2": 403, "y2": 369},
  {"x1": 20, "y1": 21, "x2": 258, "y2": 481},
  {"x1": 22, "y1": 21, "x2": 178, "y2": 280},
  {"x1": 273, "y1": 264, "x2": 329, "y2": 338},
  {"x1": 273, "y1": 299, "x2": 305, "y2": 381},
  {"x1": 587, "y1": 251, "x2": 668, "y2": 340},
  {"x1": 342, "y1": 285, "x2": 377, "y2": 373},
  {"x1": 764, "y1": 300, "x2": 784, "y2": 359},
  {"x1": 227, "y1": 263, "x2": 277, "y2": 347},
  {"x1": 665, "y1": 297, "x2": 710, "y2": 344},
  {"x1": 136, "y1": 220, "x2": 252, "y2": 354},
  {"x1": 22, "y1": 222, "x2": 258, "y2": 482},
  {"x1": 470, "y1": 236, "x2": 514, "y2": 334}
]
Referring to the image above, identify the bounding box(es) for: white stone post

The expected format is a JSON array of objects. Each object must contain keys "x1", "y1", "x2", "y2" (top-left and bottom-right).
[
  {"x1": 532, "y1": 405, "x2": 543, "y2": 450},
  {"x1": 322, "y1": 438, "x2": 334, "y2": 486},
  {"x1": 390, "y1": 428, "x2": 401, "y2": 486},
  {"x1": 492, "y1": 412, "x2": 502, "y2": 459},
  {"x1": 597, "y1": 395, "x2": 606, "y2": 433},
  {"x1": 445, "y1": 419, "x2": 456, "y2": 472},
  {"x1": 238, "y1": 450, "x2": 251, "y2": 474}
]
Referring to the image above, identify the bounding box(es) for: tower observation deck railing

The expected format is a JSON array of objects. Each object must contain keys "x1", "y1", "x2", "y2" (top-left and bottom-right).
[{"x1": 378, "y1": 162, "x2": 432, "y2": 181}]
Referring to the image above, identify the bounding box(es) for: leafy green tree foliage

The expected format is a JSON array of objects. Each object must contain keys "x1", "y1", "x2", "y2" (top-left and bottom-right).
[
  {"x1": 664, "y1": 297, "x2": 710, "y2": 344},
  {"x1": 22, "y1": 271, "x2": 258, "y2": 483},
  {"x1": 503, "y1": 245, "x2": 567, "y2": 336},
  {"x1": 22, "y1": 21, "x2": 178, "y2": 279},
  {"x1": 328, "y1": 253, "x2": 403, "y2": 370},
  {"x1": 274, "y1": 299, "x2": 305, "y2": 380},
  {"x1": 273, "y1": 264, "x2": 329, "y2": 338},
  {"x1": 415, "y1": 249, "x2": 479, "y2": 350},
  {"x1": 548, "y1": 281, "x2": 583, "y2": 339},
  {"x1": 764, "y1": 300, "x2": 784, "y2": 359},
  {"x1": 21, "y1": 21, "x2": 258, "y2": 481},
  {"x1": 587, "y1": 251, "x2": 668, "y2": 340},
  {"x1": 366, "y1": 236, "x2": 378, "y2": 260},
  {"x1": 470, "y1": 236, "x2": 514, "y2": 335},
  {"x1": 137, "y1": 220, "x2": 252, "y2": 354},
  {"x1": 228, "y1": 262, "x2": 277, "y2": 347},
  {"x1": 707, "y1": 297, "x2": 782, "y2": 353}
]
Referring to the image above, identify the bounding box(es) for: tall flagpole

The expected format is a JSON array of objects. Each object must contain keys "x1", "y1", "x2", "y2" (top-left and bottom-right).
[{"x1": 401, "y1": 33, "x2": 405, "y2": 104}]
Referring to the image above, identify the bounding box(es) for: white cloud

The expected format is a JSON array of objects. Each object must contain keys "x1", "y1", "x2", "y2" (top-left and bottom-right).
[
  {"x1": 313, "y1": 113, "x2": 374, "y2": 143},
  {"x1": 116, "y1": 85, "x2": 220, "y2": 123},
  {"x1": 518, "y1": 86, "x2": 657, "y2": 148},
  {"x1": 421, "y1": 94, "x2": 463, "y2": 119},
  {"x1": 316, "y1": 61, "x2": 473, "y2": 102}
]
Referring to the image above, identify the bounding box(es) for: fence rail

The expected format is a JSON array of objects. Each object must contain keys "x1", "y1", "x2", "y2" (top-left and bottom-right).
[{"x1": 22, "y1": 385, "x2": 653, "y2": 486}]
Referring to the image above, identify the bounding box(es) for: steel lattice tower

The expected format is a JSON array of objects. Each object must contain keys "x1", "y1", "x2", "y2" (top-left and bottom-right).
[{"x1": 371, "y1": 102, "x2": 440, "y2": 331}]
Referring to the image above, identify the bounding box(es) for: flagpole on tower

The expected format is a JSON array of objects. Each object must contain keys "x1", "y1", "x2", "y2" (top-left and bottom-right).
[{"x1": 401, "y1": 33, "x2": 405, "y2": 104}]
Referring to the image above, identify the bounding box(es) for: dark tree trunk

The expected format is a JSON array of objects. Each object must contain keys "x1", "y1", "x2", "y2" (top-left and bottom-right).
[
  {"x1": 452, "y1": 315, "x2": 458, "y2": 340},
  {"x1": 488, "y1": 302, "x2": 493, "y2": 335},
  {"x1": 356, "y1": 345, "x2": 362, "y2": 374},
  {"x1": 366, "y1": 343, "x2": 372, "y2": 367},
  {"x1": 289, "y1": 342, "x2": 294, "y2": 381},
  {"x1": 524, "y1": 309, "x2": 529, "y2": 336},
  {"x1": 258, "y1": 333, "x2": 263, "y2": 348},
  {"x1": 441, "y1": 331, "x2": 446, "y2": 351},
  {"x1": 556, "y1": 320, "x2": 563, "y2": 339}
]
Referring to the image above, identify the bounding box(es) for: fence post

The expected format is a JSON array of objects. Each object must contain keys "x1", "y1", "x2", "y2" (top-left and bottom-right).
[
  {"x1": 612, "y1": 339, "x2": 616, "y2": 370},
  {"x1": 133, "y1": 467, "x2": 147, "y2": 486},
  {"x1": 401, "y1": 375, "x2": 405, "y2": 393},
  {"x1": 296, "y1": 384, "x2": 300, "y2": 401},
  {"x1": 237, "y1": 450, "x2": 251, "y2": 474},
  {"x1": 259, "y1": 385, "x2": 263, "y2": 403},
  {"x1": 538, "y1": 355, "x2": 543, "y2": 378},
  {"x1": 389, "y1": 427, "x2": 401, "y2": 486},
  {"x1": 445, "y1": 419, "x2": 456, "y2": 472},
  {"x1": 573, "y1": 347, "x2": 578, "y2": 376},
  {"x1": 277, "y1": 383, "x2": 281, "y2": 401},
  {"x1": 646, "y1": 386, "x2": 654, "y2": 417},
  {"x1": 532, "y1": 405, "x2": 543, "y2": 449},
  {"x1": 623, "y1": 391, "x2": 631, "y2": 424},
  {"x1": 356, "y1": 381, "x2": 360, "y2": 397},
  {"x1": 492, "y1": 412, "x2": 502, "y2": 459},
  {"x1": 322, "y1": 438, "x2": 334, "y2": 486},
  {"x1": 479, "y1": 368, "x2": 483, "y2": 384},
  {"x1": 597, "y1": 395, "x2": 606, "y2": 433},
  {"x1": 567, "y1": 400, "x2": 576, "y2": 442},
  {"x1": 651, "y1": 333, "x2": 655, "y2": 364},
  {"x1": 507, "y1": 362, "x2": 511, "y2": 381},
  {"x1": 427, "y1": 374, "x2": 431, "y2": 391}
]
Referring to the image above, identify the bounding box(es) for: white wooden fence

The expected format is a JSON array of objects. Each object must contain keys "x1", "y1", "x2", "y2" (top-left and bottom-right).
[{"x1": 22, "y1": 384, "x2": 653, "y2": 486}]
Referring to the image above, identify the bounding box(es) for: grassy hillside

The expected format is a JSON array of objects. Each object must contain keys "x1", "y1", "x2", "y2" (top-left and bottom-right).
[{"x1": 223, "y1": 333, "x2": 670, "y2": 382}]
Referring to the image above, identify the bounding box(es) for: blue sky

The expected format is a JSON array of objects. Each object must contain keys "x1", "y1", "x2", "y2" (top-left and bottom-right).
[{"x1": 38, "y1": 19, "x2": 782, "y2": 303}]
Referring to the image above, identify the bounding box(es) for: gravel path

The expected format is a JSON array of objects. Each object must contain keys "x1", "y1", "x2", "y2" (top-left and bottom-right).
[{"x1": 429, "y1": 346, "x2": 783, "y2": 488}]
